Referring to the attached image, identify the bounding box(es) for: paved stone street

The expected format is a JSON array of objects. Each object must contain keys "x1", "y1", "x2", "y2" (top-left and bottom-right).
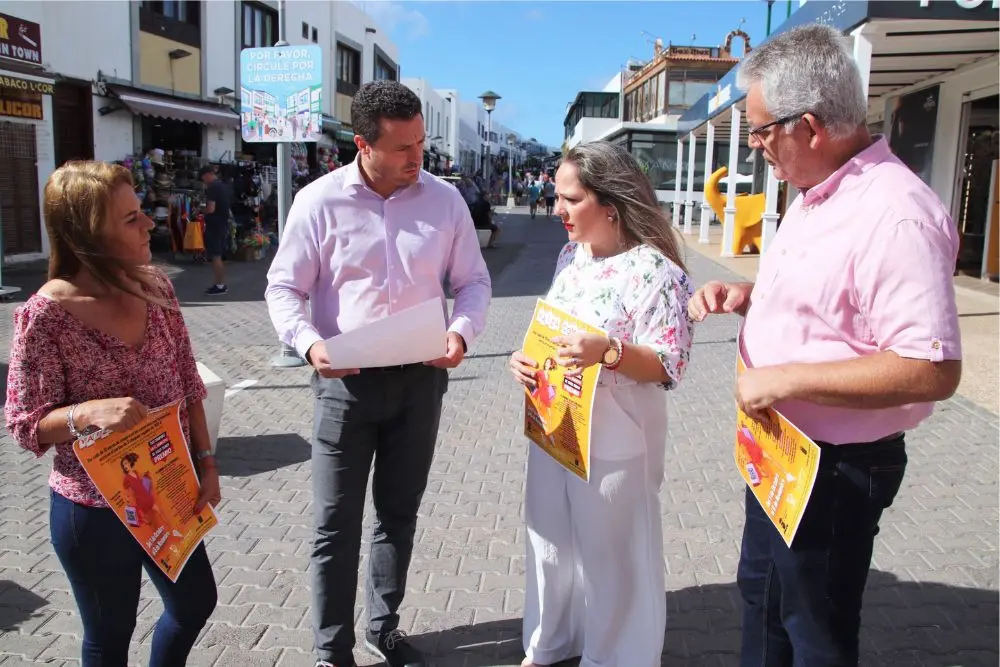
[{"x1": 0, "y1": 211, "x2": 996, "y2": 666}]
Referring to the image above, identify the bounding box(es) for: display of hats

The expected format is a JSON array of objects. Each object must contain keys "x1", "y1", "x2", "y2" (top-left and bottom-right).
[
  {"x1": 154, "y1": 171, "x2": 174, "y2": 187},
  {"x1": 149, "y1": 148, "x2": 165, "y2": 165},
  {"x1": 153, "y1": 206, "x2": 169, "y2": 221}
]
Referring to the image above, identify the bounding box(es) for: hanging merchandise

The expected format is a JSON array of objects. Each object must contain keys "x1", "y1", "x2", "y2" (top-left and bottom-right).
[
  {"x1": 183, "y1": 214, "x2": 205, "y2": 255},
  {"x1": 317, "y1": 145, "x2": 340, "y2": 175}
]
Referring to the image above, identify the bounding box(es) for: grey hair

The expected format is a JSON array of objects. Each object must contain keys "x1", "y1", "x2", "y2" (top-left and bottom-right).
[
  {"x1": 736, "y1": 24, "x2": 867, "y2": 138},
  {"x1": 561, "y1": 141, "x2": 686, "y2": 272}
]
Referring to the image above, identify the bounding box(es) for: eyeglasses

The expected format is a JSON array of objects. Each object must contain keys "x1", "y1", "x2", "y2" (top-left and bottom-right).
[{"x1": 748, "y1": 114, "x2": 805, "y2": 139}]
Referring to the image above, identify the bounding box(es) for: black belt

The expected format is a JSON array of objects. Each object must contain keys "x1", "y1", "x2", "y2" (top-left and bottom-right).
[
  {"x1": 816, "y1": 432, "x2": 905, "y2": 464},
  {"x1": 362, "y1": 363, "x2": 423, "y2": 373}
]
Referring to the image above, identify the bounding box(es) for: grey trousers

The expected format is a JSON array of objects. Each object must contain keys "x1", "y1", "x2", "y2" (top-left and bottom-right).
[{"x1": 310, "y1": 365, "x2": 447, "y2": 663}]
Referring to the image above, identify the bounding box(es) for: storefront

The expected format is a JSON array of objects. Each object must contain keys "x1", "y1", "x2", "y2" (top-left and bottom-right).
[
  {"x1": 97, "y1": 84, "x2": 250, "y2": 255},
  {"x1": 0, "y1": 11, "x2": 54, "y2": 261},
  {"x1": 677, "y1": 0, "x2": 1000, "y2": 271}
]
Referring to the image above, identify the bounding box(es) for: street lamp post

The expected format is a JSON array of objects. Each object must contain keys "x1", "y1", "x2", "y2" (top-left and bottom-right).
[
  {"x1": 478, "y1": 90, "x2": 500, "y2": 200},
  {"x1": 506, "y1": 135, "x2": 516, "y2": 210},
  {"x1": 270, "y1": 0, "x2": 307, "y2": 368}
]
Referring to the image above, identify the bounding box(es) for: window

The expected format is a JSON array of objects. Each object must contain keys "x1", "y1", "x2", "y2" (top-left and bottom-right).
[
  {"x1": 142, "y1": 1, "x2": 200, "y2": 25},
  {"x1": 311, "y1": 27, "x2": 318, "y2": 43},
  {"x1": 564, "y1": 92, "x2": 619, "y2": 137},
  {"x1": 302, "y1": 22, "x2": 309, "y2": 38},
  {"x1": 242, "y1": 3, "x2": 276, "y2": 49},
  {"x1": 140, "y1": 1, "x2": 200, "y2": 46},
  {"x1": 336, "y1": 44, "x2": 361, "y2": 94},
  {"x1": 666, "y1": 69, "x2": 721, "y2": 113},
  {"x1": 374, "y1": 56, "x2": 396, "y2": 81}
]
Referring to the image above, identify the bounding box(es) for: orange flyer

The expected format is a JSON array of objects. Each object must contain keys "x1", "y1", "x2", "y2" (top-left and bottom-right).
[
  {"x1": 521, "y1": 299, "x2": 603, "y2": 481},
  {"x1": 73, "y1": 399, "x2": 217, "y2": 582},
  {"x1": 736, "y1": 348, "x2": 822, "y2": 547}
]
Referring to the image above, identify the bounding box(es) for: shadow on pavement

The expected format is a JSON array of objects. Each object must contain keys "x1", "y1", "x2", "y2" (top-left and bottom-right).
[
  {"x1": 408, "y1": 570, "x2": 998, "y2": 666},
  {"x1": 0, "y1": 581, "x2": 50, "y2": 632},
  {"x1": 213, "y1": 433, "x2": 311, "y2": 477},
  {"x1": 481, "y1": 243, "x2": 523, "y2": 281}
]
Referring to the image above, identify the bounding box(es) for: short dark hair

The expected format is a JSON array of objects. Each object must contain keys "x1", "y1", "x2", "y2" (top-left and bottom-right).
[{"x1": 351, "y1": 80, "x2": 422, "y2": 145}]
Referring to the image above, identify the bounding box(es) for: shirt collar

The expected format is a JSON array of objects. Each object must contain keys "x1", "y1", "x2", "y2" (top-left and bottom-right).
[
  {"x1": 802, "y1": 135, "x2": 892, "y2": 206},
  {"x1": 343, "y1": 154, "x2": 425, "y2": 194}
]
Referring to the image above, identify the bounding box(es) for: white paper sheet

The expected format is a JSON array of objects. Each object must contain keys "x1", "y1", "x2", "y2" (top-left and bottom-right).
[{"x1": 324, "y1": 298, "x2": 447, "y2": 368}]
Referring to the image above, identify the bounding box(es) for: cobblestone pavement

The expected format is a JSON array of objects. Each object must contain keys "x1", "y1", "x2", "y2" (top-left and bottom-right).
[{"x1": 0, "y1": 211, "x2": 996, "y2": 667}]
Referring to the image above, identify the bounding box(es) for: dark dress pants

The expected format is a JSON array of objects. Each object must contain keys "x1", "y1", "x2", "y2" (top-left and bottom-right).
[
  {"x1": 310, "y1": 364, "x2": 447, "y2": 663},
  {"x1": 737, "y1": 434, "x2": 908, "y2": 667}
]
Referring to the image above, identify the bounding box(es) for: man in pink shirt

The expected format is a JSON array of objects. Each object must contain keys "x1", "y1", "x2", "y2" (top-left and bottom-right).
[
  {"x1": 689, "y1": 25, "x2": 962, "y2": 667},
  {"x1": 265, "y1": 81, "x2": 491, "y2": 667}
]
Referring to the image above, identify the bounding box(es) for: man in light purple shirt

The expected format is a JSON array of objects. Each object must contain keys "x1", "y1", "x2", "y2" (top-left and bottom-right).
[
  {"x1": 265, "y1": 81, "x2": 490, "y2": 667},
  {"x1": 688, "y1": 26, "x2": 962, "y2": 667}
]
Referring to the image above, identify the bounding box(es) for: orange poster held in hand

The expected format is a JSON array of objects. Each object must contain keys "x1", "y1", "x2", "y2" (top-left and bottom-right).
[
  {"x1": 73, "y1": 398, "x2": 217, "y2": 582},
  {"x1": 735, "y1": 341, "x2": 822, "y2": 547}
]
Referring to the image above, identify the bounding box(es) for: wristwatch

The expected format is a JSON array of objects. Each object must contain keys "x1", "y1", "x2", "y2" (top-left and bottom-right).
[{"x1": 602, "y1": 337, "x2": 623, "y2": 370}]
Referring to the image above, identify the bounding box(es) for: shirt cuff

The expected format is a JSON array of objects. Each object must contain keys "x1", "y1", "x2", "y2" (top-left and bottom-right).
[
  {"x1": 293, "y1": 330, "x2": 324, "y2": 362},
  {"x1": 448, "y1": 317, "x2": 476, "y2": 350}
]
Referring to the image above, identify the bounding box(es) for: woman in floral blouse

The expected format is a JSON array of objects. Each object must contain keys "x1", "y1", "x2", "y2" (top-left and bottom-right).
[
  {"x1": 509, "y1": 141, "x2": 694, "y2": 666},
  {"x1": 5, "y1": 161, "x2": 220, "y2": 666}
]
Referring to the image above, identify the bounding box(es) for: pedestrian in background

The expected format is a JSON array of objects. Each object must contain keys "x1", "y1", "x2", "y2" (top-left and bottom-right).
[
  {"x1": 508, "y1": 141, "x2": 693, "y2": 666},
  {"x1": 265, "y1": 80, "x2": 491, "y2": 667},
  {"x1": 527, "y1": 178, "x2": 542, "y2": 219},
  {"x1": 199, "y1": 165, "x2": 230, "y2": 296},
  {"x1": 541, "y1": 173, "x2": 556, "y2": 219},
  {"x1": 689, "y1": 24, "x2": 962, "y2": 667},
  {"x1": 5, "y1": 161, "x2": 221, "y2": 667}
]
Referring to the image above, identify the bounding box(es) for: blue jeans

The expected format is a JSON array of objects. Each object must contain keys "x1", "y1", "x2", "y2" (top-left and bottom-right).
[
  {"x1": 50, "y1": 491, "x2": 218, "y2": 667},
  {"x1": 737, "y1": 435, "x2": 907, "y2": 667}
]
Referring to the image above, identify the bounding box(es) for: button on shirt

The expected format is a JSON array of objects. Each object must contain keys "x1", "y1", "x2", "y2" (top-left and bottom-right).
[
  {"x1": 265, "y1": 159, "x2": 492, "y2": 359},
  {"x1": 741, "y1": 136, "x2": 961, "y2": 445}
]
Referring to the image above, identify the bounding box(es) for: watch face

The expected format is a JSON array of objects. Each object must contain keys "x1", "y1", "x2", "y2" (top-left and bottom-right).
[{"x1": 603, "y1": 346, "x2": 619, "y2": 365}]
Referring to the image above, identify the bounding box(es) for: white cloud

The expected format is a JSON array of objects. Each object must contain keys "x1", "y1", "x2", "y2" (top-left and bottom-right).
[{"x1": 361, "y1": 1, "x2": 431, "y2": 40}]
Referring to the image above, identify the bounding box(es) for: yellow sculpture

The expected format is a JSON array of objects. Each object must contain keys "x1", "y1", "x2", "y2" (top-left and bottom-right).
[{"x1": 704, "y1": 166, "x2": 764, "y2": 256}]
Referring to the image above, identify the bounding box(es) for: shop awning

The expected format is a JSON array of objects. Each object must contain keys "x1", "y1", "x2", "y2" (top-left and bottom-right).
[
  {"x1": 321, "y1": 115, "x2": 341, "y2": 132},
  {"x1": 110, "y1": 86, "x2": 239, "y2": 128}
]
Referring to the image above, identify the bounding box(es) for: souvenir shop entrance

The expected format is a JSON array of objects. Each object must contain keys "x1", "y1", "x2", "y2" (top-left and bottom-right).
[{"x1": 120, "y1": 118, "x2": 277, "y2": 263}]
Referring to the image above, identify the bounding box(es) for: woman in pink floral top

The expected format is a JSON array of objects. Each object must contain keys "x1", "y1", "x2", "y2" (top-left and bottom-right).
[
  {"x1": 5, "y1": 161, "x2": 220, "y2": 666},
  {"x1": 508, "y1": 142, "x2": 694, "y2": 667}
]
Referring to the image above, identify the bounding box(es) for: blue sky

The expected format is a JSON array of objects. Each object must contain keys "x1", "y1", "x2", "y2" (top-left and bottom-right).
[{"x1": 356, "y1": 0, "x2": 778, "y2": 147}]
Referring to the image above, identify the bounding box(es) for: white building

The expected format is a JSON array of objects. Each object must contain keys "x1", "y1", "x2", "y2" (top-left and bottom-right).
[
  {"x1": 435, "y1": 87, "x2": 461, "y2": 171},
  {"x1": 563, "y1": 73, "x2": 624, "y2": 149},
  {"x1": 562, "y1": 35, "x2": 744, "y2": 204},
  {"x1": 457, "y1": 99, "x2": 485, "y2": 175},
  {"x1": 0, "y1": 0, "x2": 401, "y2": 262},
  {"x1": 401, "y1": 77, "x2": 454, "y2": 172}
]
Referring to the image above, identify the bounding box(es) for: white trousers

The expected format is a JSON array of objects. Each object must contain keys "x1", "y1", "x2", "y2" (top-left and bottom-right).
[{"x1": 522, "y1": 445, "x2": 666, "y2": 667}]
